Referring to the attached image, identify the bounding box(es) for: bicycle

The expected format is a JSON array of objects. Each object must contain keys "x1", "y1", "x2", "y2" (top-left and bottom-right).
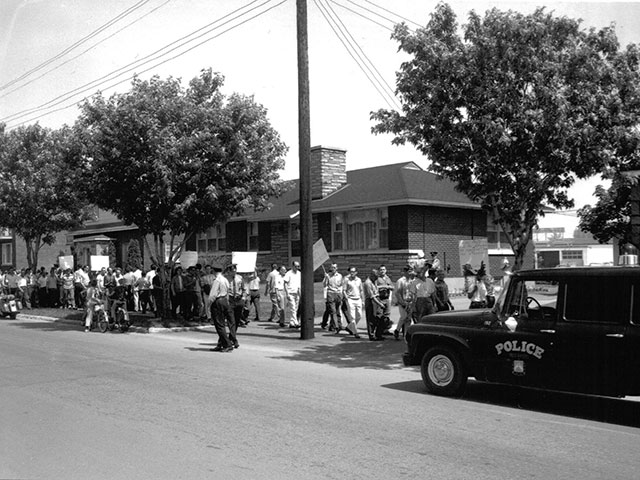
[
  {"x1": 87, "y1": 303, "x2": 110, "y2": 333},
  {"x1": 109, "y1": 299, "x2": 130, "y2": 333}
]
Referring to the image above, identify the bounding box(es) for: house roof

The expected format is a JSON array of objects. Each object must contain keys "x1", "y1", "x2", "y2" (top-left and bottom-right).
[{"x1": 241, "y1": 162, "x2": 479, "y2": 222}]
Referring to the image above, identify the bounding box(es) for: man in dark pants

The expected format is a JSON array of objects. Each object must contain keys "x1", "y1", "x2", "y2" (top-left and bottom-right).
[
  {"x1": 209, "y1": 264, "x2": 237, "y2": 352},
  {"x1": 321, "y1": 263, "x2": 343, "y2": 331},
  {"x1": 363, "y1": 269, "x2": 385, "y2": 341},
  {"x1": 226, "y1": 264, "x2": 247, "y2": 328}
]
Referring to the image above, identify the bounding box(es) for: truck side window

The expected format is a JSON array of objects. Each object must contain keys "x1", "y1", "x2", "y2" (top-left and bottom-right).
[
  {"x1": 564, "y1": 277, "x2": 629, "y2": 324},
  {"x1": 631, "y1": 284, "x2": 640, "y2": 325},
  {"x1": 506, "y1": 278, "x2": 558, "y2": 321}
]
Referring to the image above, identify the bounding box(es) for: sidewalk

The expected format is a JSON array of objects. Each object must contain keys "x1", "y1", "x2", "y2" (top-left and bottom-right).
[{"x1": 16, "y1": 295, "x2": 473, "y2": 335}]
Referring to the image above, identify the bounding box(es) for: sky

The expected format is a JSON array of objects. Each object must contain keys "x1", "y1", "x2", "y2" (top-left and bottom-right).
[{"x1": 1, "y1": 0, "x2": 638, "y2": 210}]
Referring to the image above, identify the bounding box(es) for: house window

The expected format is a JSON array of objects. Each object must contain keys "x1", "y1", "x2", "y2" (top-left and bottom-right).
[
  {"x1": 333, "y1": 213, "x2": 344, "y2": 251},
  {"x1": 379, "y1": 209, "x2": 389, "y2": 248},
  {"x1": 0, "y1": 228, "x2": 11, "y2": 239},
  {"x1": 248, "y1": 222, "x2": 259, "y2": 251},
  {"x1": 332, "y1": 208, "x2": 388, "y2": 251},
  {"x1": 487, "y1": 223, "x2": 510, "y2": 248},
  {"x1": 290, "y1": 221, "x2": 301, "y2": 257},
  {"x1": 2, "y1": 242, "x2": 12, "y2": 265},
  {"x1": 196, "y1": 223, "x2": 226, "y2": 253}
]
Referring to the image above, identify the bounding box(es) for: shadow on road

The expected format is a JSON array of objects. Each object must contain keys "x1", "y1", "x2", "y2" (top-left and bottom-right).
[
  {"x1": 266, "y1": 335, "x2": 408, "y2": 370},
  {"x1": 2, "y1": 318, "x2": 80, "y2": 332},
  {"x1": 382, "y1": 379, "x2": 640, "y2": 428}
]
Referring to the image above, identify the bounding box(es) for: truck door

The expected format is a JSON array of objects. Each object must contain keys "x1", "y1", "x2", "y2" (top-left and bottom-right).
[
  {"x1": 550, "y1": 275, "x2": 630, "y2": 396},
  {"x1": 479, "y1": 276, "x2": 559, "y2": 388}
]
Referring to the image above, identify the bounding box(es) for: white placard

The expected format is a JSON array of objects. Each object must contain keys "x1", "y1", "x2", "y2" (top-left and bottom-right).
[
  {"x1": 232, "y1": 251, "x2": 257, "y2": 273},
  {"x1": 179, "y1": 251, "x2": 198, "y2": 268},
  {"x1": 58, "y1": 255, "x2": 74, "y2": 270},
  {"x1": 313, "y1": 238, "x2": 330, "y2": 271},
  {"x1": 458, "y1": 239, "x2": 490, "y2": 276},
  {"x1": 90, "y1": 255, "x2": 110, "y2": 271}
]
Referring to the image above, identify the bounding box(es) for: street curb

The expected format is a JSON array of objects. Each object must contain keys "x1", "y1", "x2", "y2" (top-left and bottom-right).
[{"x1": 15, "y1": 312, "x2": 217, "y2": 335}]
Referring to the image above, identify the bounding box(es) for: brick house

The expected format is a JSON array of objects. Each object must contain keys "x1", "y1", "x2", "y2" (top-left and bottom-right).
[{"x1": 194, "y1": 146, "x2": 496, "y2": 283}]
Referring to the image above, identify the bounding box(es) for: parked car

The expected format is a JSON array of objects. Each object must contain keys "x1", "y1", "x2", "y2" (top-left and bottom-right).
[{"x1": 403, "y1": 266, "x2": 640, "y2": 398}]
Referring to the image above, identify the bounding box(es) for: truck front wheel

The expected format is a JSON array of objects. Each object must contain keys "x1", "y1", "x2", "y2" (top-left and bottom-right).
[{"x1": 421, "y1": 345, "x2": 467, "y2": 396}]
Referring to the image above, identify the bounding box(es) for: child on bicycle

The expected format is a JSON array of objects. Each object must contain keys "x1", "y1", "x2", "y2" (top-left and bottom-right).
[{"x1": 84, "y1": 279, "x2": 104, "y2": 332}]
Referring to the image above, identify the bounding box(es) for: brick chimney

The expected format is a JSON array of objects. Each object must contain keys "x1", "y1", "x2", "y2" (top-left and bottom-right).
[{"x1": 310, "y1": 146, "x2": 347, "y2": 200}]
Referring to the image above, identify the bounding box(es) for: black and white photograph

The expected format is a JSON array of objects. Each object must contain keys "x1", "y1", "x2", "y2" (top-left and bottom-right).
[{"x1": 1, "y1": 1, "x2": 639, "y2": 478}]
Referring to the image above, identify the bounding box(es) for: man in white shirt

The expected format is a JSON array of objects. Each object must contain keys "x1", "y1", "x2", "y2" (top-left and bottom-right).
[
  {"x1": 410, "y1": 268, "x2": 437, "y2": 320},
  {"x1": 265, "y1": 263, "x2": 279, "y2": 322},
  {"x1": 283, "y1": 261, "x2": 301, "y2": 328},
  {"x1": 342, "y1": 266, "x2": 364, "y2": 338},
  {"x1": 74, "y1": 265, "x2": 90, "y2": 310}
]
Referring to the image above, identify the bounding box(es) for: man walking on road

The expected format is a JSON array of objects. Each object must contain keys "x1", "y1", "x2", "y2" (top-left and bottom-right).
[
  {"x1": 208, "y1": 264, "x2": 237, "y2": 352},
  {"x1": 265, "y1": 263, "x2": 280, "y2": 322},
  {"x1": 283, "y1": 261, "x2": 301, "y2": 329},
  {"x1": 321, "y1": 263, "x2": 343, "y2": 332},
  {"x1": 342, "y1": 266, "x2": 364, "y2": 338}
]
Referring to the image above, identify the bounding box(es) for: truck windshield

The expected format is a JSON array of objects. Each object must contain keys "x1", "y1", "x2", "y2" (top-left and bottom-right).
[{"x1": 493, "y1": 275, "x2": 511, "y2": 316}]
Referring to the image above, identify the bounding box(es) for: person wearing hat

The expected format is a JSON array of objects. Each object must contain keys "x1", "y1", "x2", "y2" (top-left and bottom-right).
[
  {"x1": 434, "y1": 269, "x2": 454, "y2": 312},
  {"x1": 429, "y1": 252, "x2": 441, "y2": 271},
  {"x1": 468, "y1": 262, "x2": 489, "y2": 309},
  {"x1": 208, "y1": 264, "x2": 237, "y2": 352},
  {"x1": 394, "y1": 265, "x2": 416, "y2": 340}
]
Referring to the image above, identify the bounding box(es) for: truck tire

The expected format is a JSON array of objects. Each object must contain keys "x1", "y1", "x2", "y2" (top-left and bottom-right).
[{"x1": 421, "y1": 345, "x2": 467, "y2": 396}]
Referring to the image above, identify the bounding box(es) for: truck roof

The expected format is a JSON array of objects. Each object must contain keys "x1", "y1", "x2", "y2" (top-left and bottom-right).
[{"x1": 515, "y1": 265, "x2": 640, "y2": 278}]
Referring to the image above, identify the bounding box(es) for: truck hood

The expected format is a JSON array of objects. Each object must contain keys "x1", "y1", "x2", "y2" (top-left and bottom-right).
[{"x1": 416, "y1": 308, "x2": 496, "y2": 328}]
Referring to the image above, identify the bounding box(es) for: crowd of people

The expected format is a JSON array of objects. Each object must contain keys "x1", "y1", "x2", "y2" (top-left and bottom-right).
[
  {"x1": 2, "y1": 252, "x2": 500, "y2": 349},
  {"x1": 315, "y1": 257, "x2": 456, "y2": 342}
]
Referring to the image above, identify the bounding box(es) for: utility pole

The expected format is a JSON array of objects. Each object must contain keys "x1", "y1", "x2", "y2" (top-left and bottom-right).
[{"x1": 297, "y1": 0, "x2": 314, "y2": 339}]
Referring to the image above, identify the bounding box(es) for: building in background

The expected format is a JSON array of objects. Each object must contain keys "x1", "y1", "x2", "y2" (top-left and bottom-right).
[{"x1": 533, "y1": 211, "x2": 614, "y2": 267}]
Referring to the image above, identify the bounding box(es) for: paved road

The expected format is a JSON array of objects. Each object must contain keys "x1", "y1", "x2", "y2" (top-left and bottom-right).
[{"x1": 1, "y1": 315, "x2": 638, "y2": 480}]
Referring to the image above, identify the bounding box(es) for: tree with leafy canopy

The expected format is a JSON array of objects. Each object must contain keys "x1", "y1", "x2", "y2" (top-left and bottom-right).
[
  {"x1": 577, "y1": 173, "x2": 635, "y2": 249},
  {"x1": 74, "y1": 69, "x2": 287, "y2": 319},
  {"x1": 126, "y1": 239, "x2": 143, "y2": 271},
  {"x1": 372, "y1": 3, "x2": 640, "y2": 270},
  {"x1": 0, "y1": 123, "x2": 93, "y2": 271}
]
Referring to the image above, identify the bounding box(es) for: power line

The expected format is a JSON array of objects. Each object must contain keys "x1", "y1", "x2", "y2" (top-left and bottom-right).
[
  {"x1": 358, "y1": 0, "x2": 423, "y2": 29},
  {"x1": 2, "y1": 0, "x2": 278, "y2": 126},
  {"x1": 328, "y1": 0, "x2": 422, "y2": 32},
  {"x1": 0, "y1": 0, "x2": 172, "y2": 101},
  {"x1": 2, "y1": 0, "x2": 268, "y2": 124},
  {"x1": 328, "y1": 0, "x2": 393, "y2": 31},
  {"x1": 0, "y1": 0, "x2": 152, "y2": 92},
  {"x1": 313, "y1": 0, "x2": 400, "y2": 111},
  {"x1": 323, "y1": 0, "x2": 398, "y2": 105},
  {"x1": 6, "y1": 0, "x2": 287, "y2": 129}
]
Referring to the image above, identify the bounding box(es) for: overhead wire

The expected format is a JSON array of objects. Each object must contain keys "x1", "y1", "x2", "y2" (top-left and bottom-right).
[
  {"x1": 2, "y1": 0, "x2": 268, "y2": 124},
  {"x1": 357, "y1": 0, "x2": 423, "y2": 29},
  {"x1": 326, "y1": 0, "x2": 393, "y2": 31},
  {"x1": 323, "y1": 0, "x2": 398, "y2": 106},
  {"x1": 313, "y1": 0, "x2": 401, "y2": 111},
  {"x1": 3, "y1": 0, "x2": 285, "y2": 128},
  {"x1": 0, "y1": 0, "x2": 152, "y2": 92},
  {"x1": 0, "y1": 0, "x2": 173, "y2": 101},
  {"x1": 3, "y1": 0, "x2": 420, "y2": 128}
]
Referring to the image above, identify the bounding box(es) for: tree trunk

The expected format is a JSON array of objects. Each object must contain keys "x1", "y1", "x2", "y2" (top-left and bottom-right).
[
  {"x1": 143, "y1": 232, "x2": 189, "y2": 324},
  {"x1": 23, "y1": 237, "x2": 40, "y2": 271}
]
